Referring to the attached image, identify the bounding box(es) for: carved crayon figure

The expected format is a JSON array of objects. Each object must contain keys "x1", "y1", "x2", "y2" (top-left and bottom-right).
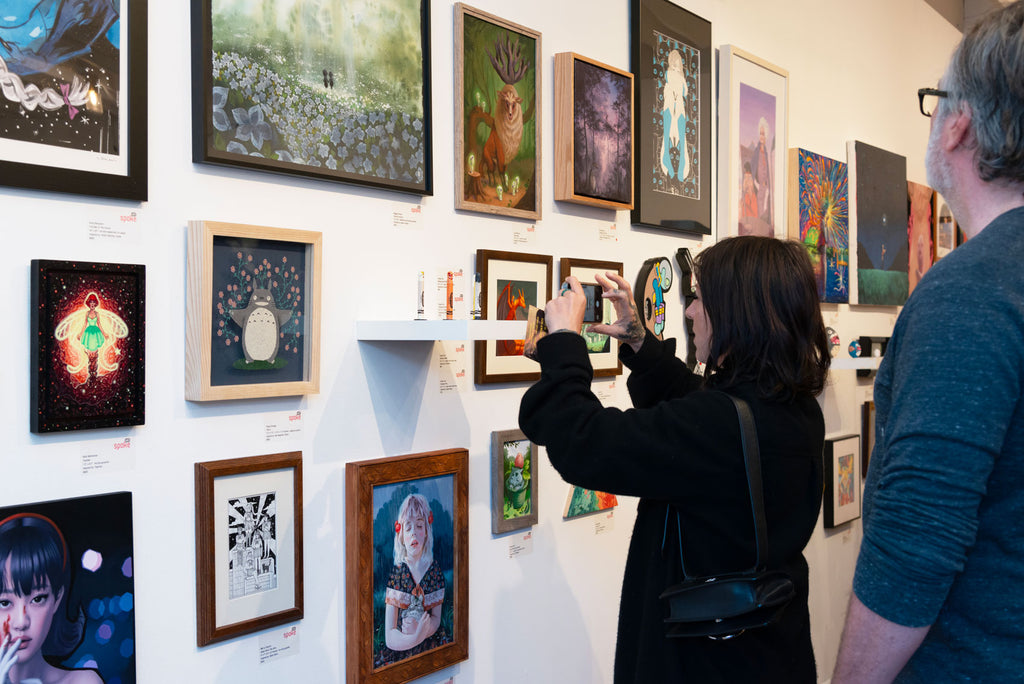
[{"x1": 230, "y1": 288, "x2": 292, "y2": 363}]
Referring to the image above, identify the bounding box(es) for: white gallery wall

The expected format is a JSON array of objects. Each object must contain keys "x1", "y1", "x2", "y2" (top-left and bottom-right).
[{"x1": 0, "y1": 0, "x2": 961, "y2": 682}]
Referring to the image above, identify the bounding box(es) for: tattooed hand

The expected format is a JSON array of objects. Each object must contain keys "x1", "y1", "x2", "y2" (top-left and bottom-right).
[{"x1": 588, "y1": 272, "x2": 647, "y2": 352}]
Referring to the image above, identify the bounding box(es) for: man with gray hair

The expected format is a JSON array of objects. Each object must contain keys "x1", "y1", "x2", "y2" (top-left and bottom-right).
[{"x1": 833, "y1": 2, "x2": 1024, "y2": 681}]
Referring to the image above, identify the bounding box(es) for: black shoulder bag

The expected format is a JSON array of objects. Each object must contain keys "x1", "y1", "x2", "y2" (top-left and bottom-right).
[{"x1": 660, "y1": 394, "x2": 795, "y2": 639}]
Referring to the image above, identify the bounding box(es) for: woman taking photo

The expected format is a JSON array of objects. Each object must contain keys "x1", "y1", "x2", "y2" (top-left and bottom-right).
[{"x1": 519, "y1": 236, "x2": 829, "y2": 682}]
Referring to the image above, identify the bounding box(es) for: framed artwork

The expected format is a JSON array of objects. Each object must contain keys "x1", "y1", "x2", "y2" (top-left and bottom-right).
[
  {"x1": 186, "y1": 220, "x2": 322, "y2": 401},
  {"x1": 719, "y1": 46, "x2": 788, "y2": 238},
  {"x1": 191, "y1": 0, "x2": 431, "y2": 195},
  {"x1": 455, "y1": 4, "x2": 541, "y2": 219},
  {"x1": 0, "y1": 0, "x2": 147, "y2": 200},
  {"x1": 475, "y1": 249, "x2": 553, "y2": 384},
  {"x1": 564, "y1": 486, "x2": 618, "y2": 520},
  {"x1": 848, "y1": 140, "x2": 909, "y2": 306},
  {"x1": 630, "y1": 0, "x2": 711, "y2": 234},
  {"x1": 788, "y1": 148, "x2": 850, "y2": 303},
  {"x1": 31, "y1": 260, "x2": 145, "y2": 433},
  {"x1": 346, "y1": 448, "x2": 469, "y2": 684},
  {"x1": 861, "y1": 400, "x2": 876, "y2": 479},
  {"x1": 634, "y1": 256, "x2": 673, "y2": 340},
  {"x1": 491, "y1": 429, "x2": 538, "y2": 534},
  {"x1": 553, "y1": 52, "x2": 633, "y2": 210},
  {"x1": 195, "y1": 451, "x2": 303, "y2": 646},
  {"x1": 0, "y1": 492, "x2": 136, "y2": 682},
  {"x1": 933, "y1": 192, "x2": 959, "y2": 260},
  {"x1": 824, "y1": 434, "x2": 861, "y2": 528},
  {"x1": 908, "y1": 181, "x2": 935, "y2": 295},
  {"x1": 561, "y1": 257, "x2": 624, "y2": 376}
]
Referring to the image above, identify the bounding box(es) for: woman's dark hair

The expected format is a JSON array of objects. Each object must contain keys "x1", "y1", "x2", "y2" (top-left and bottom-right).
[
  {"x1": 0, "y1": 513, "x2": 85, "y2": 657},
  {"x1": 695, "y1": 236, "x2": 830, "y2": 400}
]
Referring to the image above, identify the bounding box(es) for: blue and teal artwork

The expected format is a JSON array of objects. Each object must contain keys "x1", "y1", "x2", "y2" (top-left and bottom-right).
[
  {"x1": 797, "y1": 149, "x2": 849, "y2": 303},
  {"x1": 650, "y1": 29, "x2": 699, "y2": 199}
]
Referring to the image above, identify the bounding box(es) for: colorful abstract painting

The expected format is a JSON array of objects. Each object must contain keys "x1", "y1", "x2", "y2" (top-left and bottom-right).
[
  {"x1": 31, "y1": 260, "x2": 145, "y2": 433},
  {"x1": 194, "y1": 0, "x2": 430, "y2": 194},
  {"x1": 572, "y1": 59, "x2": 631, "y2": 204},
  {"x1": 737, "y1": 83, "x2": 776, "y2": 236},
  {"x1": 0, "y1": 492, "x2": 135, "y2": 682},
  {"x1": 851, "y1": 141, "x2": 908, "y2": 306},
  {"x1": 792, "y1": 148, "x2": 849, "y2": 302},
  {"x1": 563, "y1": 486, "x2": 618, "y2": 519},
  {"x1": 907, "y1": 181, "x2": 934, "y2": 295}
]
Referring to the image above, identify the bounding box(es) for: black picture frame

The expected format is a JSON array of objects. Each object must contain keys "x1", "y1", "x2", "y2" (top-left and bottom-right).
[
  {"x1": 31, "y1": 260, "x2": 146, "y2": 433},
  {"x1": 630, "y1": 0, "x2": 711, "y2": 234},
  {"x1": 191, "y1": 0, "x2": 432, "y2": 196},
  {"x1": 0, "y1": 0, "x2": 148, "y2": 200}
]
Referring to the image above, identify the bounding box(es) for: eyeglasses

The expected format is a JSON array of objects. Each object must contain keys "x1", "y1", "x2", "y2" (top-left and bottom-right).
[{"x1": 918, "y1": 87, "x2": 949, "y2": 117}]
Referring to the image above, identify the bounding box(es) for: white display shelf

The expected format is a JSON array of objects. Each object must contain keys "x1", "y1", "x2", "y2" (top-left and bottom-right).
[
  {"x1": 831, "y1": 357, "x2": 882, "y2": 370},
  {"x1": 356, "y1": 319, "x2": 527, "y2": 341}
]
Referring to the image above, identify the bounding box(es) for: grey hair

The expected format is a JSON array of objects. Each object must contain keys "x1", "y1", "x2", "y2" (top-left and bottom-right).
[{"x1": 944, "y1": 0, "x2": 1024, "y2": 185}]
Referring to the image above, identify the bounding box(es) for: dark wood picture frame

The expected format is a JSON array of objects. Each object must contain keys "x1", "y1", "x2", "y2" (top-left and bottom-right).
[
  {"x1": 630, "y1": 0, "x2": 711, "y2": 233},
  {"x1": 346, "y1": 448, "x2": 469, "y2": 684},
  {"x1": 191, "y1": 0, "x2": 432, "y2": 195},
  {"x1": 475, "y1": 249, "x2": 553, "y2": 384},
  {"x1": 31, "y1": 259, "x2": 145, "y2": 433},
  {"x1": 491, "y1": 429, "x2": 538, "y2": 534},
  {"x1": 195, "y1": 451, "x2": 304, "y2": 646},
  {"x1": 0, "y1": 0, "x2": 147, "y2": 200},
  {"x1": 823, "y1": 434, "x2": 861, "y2": 528},
  {"x1": 560, "y1": 257, "x2": 624, "y2": 376}
]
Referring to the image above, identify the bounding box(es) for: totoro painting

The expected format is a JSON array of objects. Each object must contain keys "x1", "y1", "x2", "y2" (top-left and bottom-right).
[{"x1": 210, "y1": 236, "x2": 308, "y2": 386}]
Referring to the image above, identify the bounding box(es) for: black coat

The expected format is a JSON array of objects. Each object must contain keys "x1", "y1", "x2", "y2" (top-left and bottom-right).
[{"x1": 519, "y1": 333, "x2": 823, "y2": 683}]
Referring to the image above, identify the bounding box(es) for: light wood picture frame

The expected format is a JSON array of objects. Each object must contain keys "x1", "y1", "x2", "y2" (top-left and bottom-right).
[
  {"x1": 560, "y1": 257, "x2": 624, "y2": 376},
  {"x1": 475, "y1": 249, "x2": 553, "y2": 384},
  {"x1": 554, "y1": 52, "x2": 633, "y2": 209},
  {"x1": 491, "y1": 429, "x2": 538, "y2": 534},
  {"x1": 455, "y1": 3, "x2": 542, "y2": 219},
  {"x1": 346, "y1": 448, "x2": 469, "y2": 684},
  {"x1": 823, "y1": 434, "x2": 861, "y2": 528},
  {"x1": 195, "y1": 451, "x2": 303, "y2": 646},
  {"x1": 186, "y1": 220, "x2": 322, "y2": 401},
  {"x1": 718, "y1": 45, "x2": 789, "y2": 238}
]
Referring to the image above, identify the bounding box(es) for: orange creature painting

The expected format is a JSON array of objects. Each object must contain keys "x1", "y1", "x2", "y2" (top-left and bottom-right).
[{"x1": 496, "y1": 281, "x2": 530, "y2": 356}]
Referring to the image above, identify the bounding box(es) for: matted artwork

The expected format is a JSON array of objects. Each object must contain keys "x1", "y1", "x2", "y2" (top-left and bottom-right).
[
  {"x1": 719, "y1": 46, "x2": 788, "y2": 238},
  {"x1": 824, "y1": 434, "x2": 861, "y2": 528},
  {"x1": 788, "y1": 148, "x2": 850, "y2": 303},
  {"x1": 346, "y1": 449, "x2": 469, "y2": 684},
  {"x1": 634, "y1": 256, "x2": 673, "y2": 340},
  {"x1": 849, "y1": 140, "x2": 909, "y2": 306},
  {"x1": 630, "y1": 0, "x2": 711, "y2": 233},
  {"x1": 475, "y1": 249, "x2": 552, "y2": 384},
  {"x1": 31, "y1": 260, "x2": 145, "y2": 433},
  {"x1": 186, "y1": 220, "x2": 322, "y2": 401},
  {"x1": 908, "y1": 181, "x2": 935, "y2": 295},
  {"x1": 455, "y1": 4, "x2": 541, "y2": 219},
  {"x1": 191, "y1": 0, "x2": 431, "y2": 195},
  {"x1": 561, "y1": 257, "x2": 624, "y2": 376},
  {"x1": 553, "y1": 52, "x2": 633, "y2": 209},
  {"x1": 0, "y1": 492, "x2": 135, "y2": 682},
  {"x1": 195, "y1": 451, "x2": 303, "y2": 646},
  {"x1": 933, "y1": 192, "x2": 959, "y2": 260},
  {"x1": 563, "y1": 486, "x2": 618, "y2": 520},
  {"x1": 491, "y1": 429, "x2": 538, "y2": 534},
  {"x1": 0, "y1": 0, "x2": 147, "y2": 200}
]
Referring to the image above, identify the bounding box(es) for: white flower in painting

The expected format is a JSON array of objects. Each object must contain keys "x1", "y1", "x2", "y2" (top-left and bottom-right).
[
  {"x1": 212, "y1": 87, "x2": 230, "y2": 132},
  {"x1": 226, "y1": 141, "x2": 249, "y2": 155},
  {"x1": 233, "y1": 105, "x2": 271, "y2": 150}
]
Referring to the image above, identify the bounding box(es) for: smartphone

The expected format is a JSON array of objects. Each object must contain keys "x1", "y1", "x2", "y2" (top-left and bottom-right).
[{"x1": 560, "y1": 281, "x2": 603, "y2": 322}]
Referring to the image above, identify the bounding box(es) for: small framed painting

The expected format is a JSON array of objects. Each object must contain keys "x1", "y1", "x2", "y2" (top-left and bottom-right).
[
  {"x1": 346, "y1": 448, "x2": 469, "y2": 684},
  {"x1": 824, "y1": 434, "x2": 861, "y2": 528},
  {"x1": 553, "y1": 52, "x2": 633, "y2": 210},
  {"x1": 31, "y1": 260, "x2": 145, "y2": 433},
  {"x1": 933, "y1": 192, "x2": 959, "y2": 260},
  {"x1": 0, "y1": 492, "x2": 136, "y2": 682},
  {"x1": 475, "y1": 249, "x2": 553, "y2": 384},
  {"x1": 719, "y1": 46, "x2": 788, "y2": 238},
  {"x1": 560, "y1": 257, "x2": 624, "y2": 376},
  {"x1": 630, "y1": 0, "x2": 712, "y2": 234},
  {"x1": 186, "y1": 220, "x2": 322, "y2": 401},
  {"x1": 195, "y1": 451, "x2": 303, "y2": 646},
  {"x1": 455, "y1": 3, "x2": 541, "y2": 219},
  {"x1": 0, "y1": 0, "x2": 147, "y2": 200},
  {"x1": 908, "y1": 181, "x2": 935, "y2": 295},
  {"x1": 191, "y1": 0, "x2": 432, "y2": 195},
  {"x1": 564, "y1": 486, "x2": 618, "y2": 520},
  {"x1": 491, "y1": 429, "x2": 538, "y2": 534}
]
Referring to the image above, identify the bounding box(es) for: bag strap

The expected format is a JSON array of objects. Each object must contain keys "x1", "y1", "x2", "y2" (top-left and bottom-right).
[{"x1": 664, "y1": 393, "x2": 769, "y2": 578}]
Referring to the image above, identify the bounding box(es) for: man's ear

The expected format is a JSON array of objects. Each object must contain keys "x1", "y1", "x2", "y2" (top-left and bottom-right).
[{"x1": 944, "y1": 102, "x2": 973, "y2": 151}]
